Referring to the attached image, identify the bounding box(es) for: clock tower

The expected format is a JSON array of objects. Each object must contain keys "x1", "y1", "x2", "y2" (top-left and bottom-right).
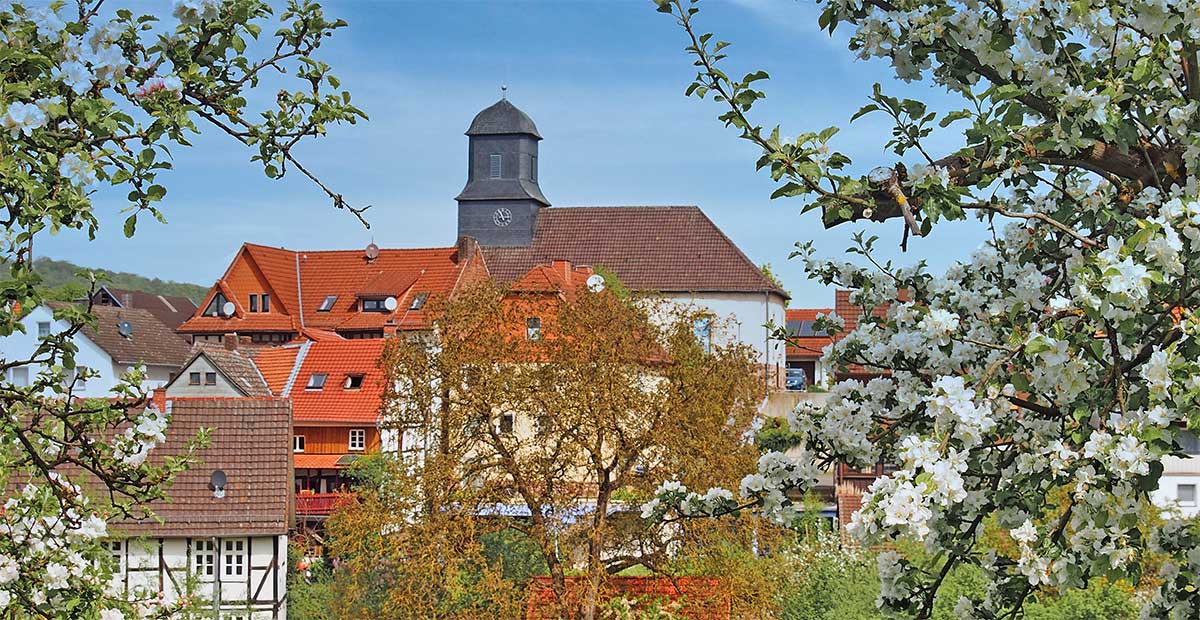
[{"x1": 456, "y1": 97, "x2": 549, "y2": 246}]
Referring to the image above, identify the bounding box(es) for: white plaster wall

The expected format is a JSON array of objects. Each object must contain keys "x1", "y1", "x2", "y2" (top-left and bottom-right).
[
  {"x1": 659, "y1": 292, "x2": 788, "y2": 389},
  {"x1": 111, "y1": 535, "x2": 287, "y2": 619},
  {"x1": 166, "y1": 355, "x2": 246, "y2": 397},
  {"x1": 1153, "y1": 473, "x2": 1200, "y2": 518},
  {"x1": 0, "y1": 306, "x2": 121, "y2": 398}
]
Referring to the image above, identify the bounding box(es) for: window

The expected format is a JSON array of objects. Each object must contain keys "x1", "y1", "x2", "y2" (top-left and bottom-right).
[
  {"x1": 1181, "y1": 430, "x2": 1200, "y2": 456},
  {"x1": 189, "y1": 372, "x2": 201, "y2": 385},
  {"x1": 693, "y1": 317, "x2": 713, "y2": 353},
  {"x1": 37, "y1": 321, "x2": 51, "y2": 338},
  {"x1": 262, "y1": 294, "x2": 270, "y2": 312},
  {"x1": 318, "y1": 295, "x2": 338, "y2": 312},
  {"x1": 306, "y1": 373, "x2": 327, "y2": 390},
  {"x1": 1180, "y1": 484, "x2": 1197, "y2": 506},
  {"x1": 106, "y1": 540, "x2": 124, "y2": 572},
  {"x1": 526, "y1": 317, "x2": 542, "y2": 341},
  {"x1": 349, "y1": 429, "x2": 366, "y2": 451},
  {"x1": 204, "y1": 372, "x2": 217, "y2": 386},
  {"x1": 293, "y1": 435, "x2": 305, "y2": 453},
  {"x1": 489, "y1": 154, "x2": 502, "y2": 179},
  {"x1": 193, "y1": 539, "x2": 216, "y2": 578},
  {"x1": 361, "y1": 298, "x2": 387, "y2": 312},
  {"x1": 250, "y1": 333, "x2": 292, "y2": 344},
  {"x1": 530, "y1": 154, "x2": 537, "y2": 181},
  {"x1": 409, "y1": 293, "x2": 429, "y2": 311},
  {"x1": 8, "y1": 367, "x2": 29, "y2": 387},
  {"x1": 204, "y1": 293, "x2": 229, "y2": 317},
  {"x1": 499, "y1": 413, "x2": 515, "y2": 435},
  {"x1": 223, "y1": 539, "x2": 244, "y2": 577},
  {"x1": 344, "y1": 374, "x2": 364, "y2": 390},
  {"x1": 249, "y1": 294, "x2": 258, "y2": 313}
]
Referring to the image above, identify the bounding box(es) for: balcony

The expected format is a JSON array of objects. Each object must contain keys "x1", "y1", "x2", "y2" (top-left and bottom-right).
[{"x1": 295, "y1": 492, "x2": 356, "y2": 517}]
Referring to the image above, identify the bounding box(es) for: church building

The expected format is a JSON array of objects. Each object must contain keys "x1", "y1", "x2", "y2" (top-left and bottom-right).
[{"x1": 178, "y1": 97, "x2": 788, "y2": 389}]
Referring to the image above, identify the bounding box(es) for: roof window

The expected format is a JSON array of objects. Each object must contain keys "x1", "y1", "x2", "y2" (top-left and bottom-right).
[
  {"x1": 318, "y1": 295, "x2": 338, "y2": 312},
  {"x1": 344, "y1": 374, "x2": 364, "y2": 390},
  {"x1": 306, "y1": 373, "x2": 327, "y2": 390},
  {"x1": 409, "y1": 293, "x2": 429, "y2": 311}
]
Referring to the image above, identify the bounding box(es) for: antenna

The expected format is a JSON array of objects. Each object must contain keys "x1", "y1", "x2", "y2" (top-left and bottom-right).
[
  {"x1": 501, "y1": 84, "x2": 508, "y2": 100},
  {"x1": 221, "y1": 301, "x2": 236, "y2": 317},
  {"x1": 383, "y1": 296, "x2": 398, "y2": 312},
  {"x1": 117, "y1": 320, "x2": 133, "y2": 338},
  {"x1": 209, "y1": 470, "x2": 227, "y2": 499},
  {"x1": 586, "y1": 274, "x2": 606, "y2": 293}
]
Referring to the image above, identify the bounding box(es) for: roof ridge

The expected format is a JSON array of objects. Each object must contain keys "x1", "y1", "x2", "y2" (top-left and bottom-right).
[{"x1": 280, "y1": 340, "x2": 311, "y2": 398}]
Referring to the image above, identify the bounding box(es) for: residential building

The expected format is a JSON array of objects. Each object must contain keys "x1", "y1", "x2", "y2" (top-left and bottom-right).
[
  {"x1": 462, "y1": 99, "x2": 788, "y2": 390},
  {"x1": 0, "y1": 303, "x2": 190, "y2": 396},
  {"x1": 176, "y1": 239, "x2": 488, "y2": 343},
  {"x1": 106, "y1": 398, "x2": 291, "y2": 620},
  {"x1": 783, "y1": 307, "x2": 834, "y2": 390},
  {"x1": 90, "y1": 286, "x2": 199, "y2": 330},
  {"x1": 1152, "y1": 429, "x2": 1200, "y2": 518},
  {"x1": 163, "y1": 342, "x2": 273, "y2": 399}
]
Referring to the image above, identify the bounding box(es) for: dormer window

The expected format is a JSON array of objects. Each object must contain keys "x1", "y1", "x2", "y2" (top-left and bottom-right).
[
  {"x1": 318, "y1": 295, "x2": 337, "y2": 312},
  {"x1": 361, "y1": 299, "x2": 388, "y2": 313},
  {"x1": 409, "y1": 293, "x2": 429, "y2": 311},
  {"x1": 306, "y1": 373, "x2": 327, "y2": 390},
  {"x1": 344, "y1": 374, "x2": 364, "y2": 390},
  {"x1": 489, "y1": 154, "x2": 502, "y2": 179},
  {"x1": 204, "y1": 293, "x2": 229, "y2": 317}
]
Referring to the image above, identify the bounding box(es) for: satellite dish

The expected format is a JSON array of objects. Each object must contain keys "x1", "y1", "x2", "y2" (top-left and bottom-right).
[
  {"x1": 221, "y1": 301, "x2": 236, "y2": 316},
  {"x1": 209, "y1": 470, "x2": 227, "y2": 499},
  {"x1": 365, "y1": 243, "x2": 380, "y2": 261},
  {"x1": 383, "y1": 296, "x2": 398, "y2": 311},
  {"x1": 117, "y1": 320, "x2": 133, "y2": 338},
  {"x1": 586, "y1": 274, "x2": 606, "y2": 293}
]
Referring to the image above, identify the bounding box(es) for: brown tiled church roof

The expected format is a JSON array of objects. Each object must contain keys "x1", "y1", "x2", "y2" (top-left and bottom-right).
[
  {"x1": 481, "y1": 206, "x2": 787, "y2": 296},
  {"x1": 113, "y1": 398, "x2": 292, "y2": 537}
]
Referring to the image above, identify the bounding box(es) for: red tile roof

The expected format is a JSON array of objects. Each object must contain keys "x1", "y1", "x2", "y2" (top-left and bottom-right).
[
  {"x1": 482, "y1": 206, "x2": 785, "y2": 296},
  {"x1": 785, "y1": 307, "x2": 834, "y2": 360},
  {"x1": 526, "y1": 577, "x2": 730, "y2": 620},
  {"x1": 263, "y1": 340, "x2": 387, "y2": 424},
  {"x1": 511, "y1": 260, "x2": 596, "y2": 301},
  {"x1": 178, "y1": 240, "x2": 486, "y2": 336},
  {"x1": 248, "y1": 345, "x2": 303, "y2": 395},
  {"x1": 113, "y1": 398, "x2": 291, "y2": 537}
]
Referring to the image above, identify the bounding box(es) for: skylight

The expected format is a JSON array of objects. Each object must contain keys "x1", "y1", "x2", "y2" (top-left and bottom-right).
[
  {"x1": 306, "y1": 373, "x2": 327, "y2": 390},
  {"x1": 318, "y1": 295, "x2": 337, "y2": 312},
  {"x1": 409, "y1": 293, "x2": 429, "y2": 311}
]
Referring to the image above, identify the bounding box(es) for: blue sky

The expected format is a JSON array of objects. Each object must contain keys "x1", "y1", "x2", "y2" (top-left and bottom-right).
[{"x1": 40, "y1": 0, "x2": 991, "y2": 305}]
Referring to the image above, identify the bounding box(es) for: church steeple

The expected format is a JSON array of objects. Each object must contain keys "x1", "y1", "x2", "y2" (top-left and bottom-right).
[{"x1": 456, "y1": 98, "x2": 549, "y2": 246}]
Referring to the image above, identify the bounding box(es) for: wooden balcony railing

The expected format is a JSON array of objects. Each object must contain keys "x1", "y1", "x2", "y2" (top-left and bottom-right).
[{"x1": 295, "y1": 492, "x2": 356, "y2": 516}]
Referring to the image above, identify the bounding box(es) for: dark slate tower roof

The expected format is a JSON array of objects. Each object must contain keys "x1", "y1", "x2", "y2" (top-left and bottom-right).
[{"x1": 465, "y1": 99, "x2": 543, "y2": 139}]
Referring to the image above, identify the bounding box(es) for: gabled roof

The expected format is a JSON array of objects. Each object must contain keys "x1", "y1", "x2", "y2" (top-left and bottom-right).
[
  {"x1": 112, "y1": 398, "x2": 291, "y2": 537},
  {"x1": 178, "y1": 241, "x2": 486, "y2": 336},
  {"x1": 168, "y1": 344, "x2": 272, "y2": 397},
  {"x1": 510, "y1": 260, "x2": 595, "y2": 301},
  {"x1": 253, "y1": 339, "x2": 387, "y2": 424},
  {"x1": 785, "y1": 308, "x2": 834, "y2": 360},
  {"x1": 93, "y1": 287, "x2": 199, "y2": 330},
  {"x1": 47, "y1": 302, "x2": 191, "y2": 367},
  {"x1": 481, "y1": 206, "x2": 786, "y2": 296}
]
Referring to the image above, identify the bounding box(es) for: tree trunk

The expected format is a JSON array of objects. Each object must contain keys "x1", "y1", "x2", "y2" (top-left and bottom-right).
[{"x1": 582, "y1": 472, "x2": 611, "y2": 620}]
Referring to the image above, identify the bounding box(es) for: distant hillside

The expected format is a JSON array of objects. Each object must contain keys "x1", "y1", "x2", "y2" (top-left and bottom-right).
[{"x1": 32, "y1": 257, "x2": 208, "y2": 304}]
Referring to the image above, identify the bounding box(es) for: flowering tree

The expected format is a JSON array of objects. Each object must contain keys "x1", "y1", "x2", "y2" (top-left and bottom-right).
[
  {"x1": 0, "y1": 1, "x2": 361, "y2": 617},
  {"x1": 647, "y1": 0, "x2": 1200, "y2": 618}
]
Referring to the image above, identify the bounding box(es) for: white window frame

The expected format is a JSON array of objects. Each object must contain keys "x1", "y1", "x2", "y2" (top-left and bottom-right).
[
  {"x1": 349, "y1": 429, "x2": 366, "y2": 451},
  {"x1": 223, "y1": 539, "x2": 245, "y2": 577},
  {"x1": 294, "y1": 435, "x2": 306, "y2": 453},
  {"x1": 193, "y1": 539, "x2": 216, "y2": 580}
]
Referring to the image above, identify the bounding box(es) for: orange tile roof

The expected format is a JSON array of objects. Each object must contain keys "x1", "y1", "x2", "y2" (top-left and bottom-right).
[
  {"x1": 248, "y1": 345, "x2": 303, "y2": 395},
  {"x1": 511, "y1": 260, "x2": 595, "y2": 300},
  {"x1": 785, "y1": 307, "x2": 834, "y2": 360},
  {"x1": 178, "y1": 240, "x2": 485, "y2": 336},
  {"x1": 294, "y1": 454, "x2": 348, "y2": 469},
  {"x1": 270, "y1": 339, "x2": 387, "y2": 424}
]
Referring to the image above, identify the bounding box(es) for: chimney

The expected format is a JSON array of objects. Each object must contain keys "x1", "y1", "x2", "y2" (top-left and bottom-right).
[
  {"x1": 223, "y1": 333, "x2": 239, "y2": 351},
  {"x1": 552, "y1": 260, "x2": 572, "y2": 282},
  {"x1": 122, "y1": 293, "x2": 133, "y2": 308},
  {"x1": 456, "y1": 236, "x2": 477, "y2": 265}
]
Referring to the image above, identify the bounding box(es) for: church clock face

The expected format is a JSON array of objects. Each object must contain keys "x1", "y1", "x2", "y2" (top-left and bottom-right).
[{"x1": 493, "y1": 207, "x2": 513, "y2": 227}]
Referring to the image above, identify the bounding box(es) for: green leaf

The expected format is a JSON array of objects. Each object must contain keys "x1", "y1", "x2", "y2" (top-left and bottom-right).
[{"x1": 123, "y1": 214, "x2": 137, "y2": 238}]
